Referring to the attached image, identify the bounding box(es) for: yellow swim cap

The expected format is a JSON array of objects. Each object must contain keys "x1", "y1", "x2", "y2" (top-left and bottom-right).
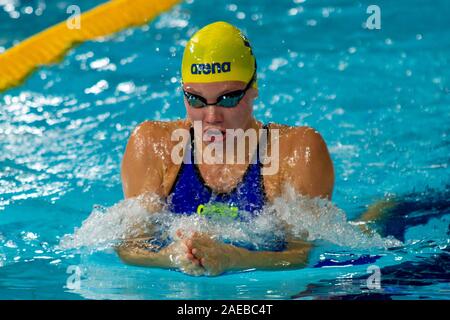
[{"x1": 181, "y1": 21, "x2": 257, "y2": 86}]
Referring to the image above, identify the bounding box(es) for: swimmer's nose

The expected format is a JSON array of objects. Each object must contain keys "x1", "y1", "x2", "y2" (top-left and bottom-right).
[{"x1": 204, "y1": 105, "x2": 223, "y2": 125}]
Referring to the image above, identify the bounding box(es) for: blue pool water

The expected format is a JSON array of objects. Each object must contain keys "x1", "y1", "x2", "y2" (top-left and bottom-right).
[{"x1": 1, "y1": 0, "x2": 449, "y2": 299}]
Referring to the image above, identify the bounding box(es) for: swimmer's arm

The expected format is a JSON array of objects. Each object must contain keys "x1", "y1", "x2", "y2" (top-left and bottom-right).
[
  {"x1": 351, "y1": 198, "x2": 398, "y2": 234},
  {"x1": 188, "y1": 234, "x2": 311, "y2": 274},
  {"x1": 117, "y1": 239, "x2": 203, "y2": 275},
  {"x1": 121, "y1": 121, "x2": 166, "y2": 201},
  {"x1": 115, "y1": 242, "x2": 174, "y2": 269},
  {"x1": 227, "y1": 239, "x2": 312, "y2": 271}
]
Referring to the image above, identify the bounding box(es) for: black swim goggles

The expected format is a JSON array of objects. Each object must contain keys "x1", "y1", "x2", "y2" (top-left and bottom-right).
[{"x1": 182, "y1": 71, "x2": 256, "y2": 108}]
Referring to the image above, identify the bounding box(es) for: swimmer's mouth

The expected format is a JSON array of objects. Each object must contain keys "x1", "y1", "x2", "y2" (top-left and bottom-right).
[{"x1": 203, "y1": 127, "x2": 226, "y2": 142}]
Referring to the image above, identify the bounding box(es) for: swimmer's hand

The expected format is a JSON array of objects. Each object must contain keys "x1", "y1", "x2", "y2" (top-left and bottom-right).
[
  {"x1": 181, "y1": 231, "x2": 312, "y2": 276},
  {"x1": 177, "y1": 230, "x2": 233, "y2": 276}
]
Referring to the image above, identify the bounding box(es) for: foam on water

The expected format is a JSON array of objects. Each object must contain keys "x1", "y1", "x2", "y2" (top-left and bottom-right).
[
  {"x1": 270, "y1": 185, "x2": 403, "y2": 249},
  {"x1": 59, "y1": 186, "x2": 402, "y2": 253},
  {"x1": 59, "y1": 194, "x2": 161, "y2": 251}
]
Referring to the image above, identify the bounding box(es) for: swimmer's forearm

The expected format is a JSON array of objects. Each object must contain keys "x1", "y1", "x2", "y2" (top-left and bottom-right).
[
  {"x1": 356, "y1": 198, "x2": 397, "y2": 223},
  {"x1": 116, "y1": 246, "x2": 173, "y2": 269},
  {"x1": 352, "y1": 198, "x2": 397, "y2": 235},
  {"x1": 229, "y1": 242, "x2": 311, "y2": 271}
]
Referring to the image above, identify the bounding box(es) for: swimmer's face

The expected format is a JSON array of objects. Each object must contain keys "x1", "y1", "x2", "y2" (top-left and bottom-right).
[{"x1": 183, "y1": 81, "x2": 258, "y2": 141}]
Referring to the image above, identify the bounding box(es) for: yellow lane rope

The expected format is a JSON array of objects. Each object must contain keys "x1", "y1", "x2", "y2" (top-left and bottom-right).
[{"x1": 0, "y1": 0, "x2": 180, "y2": 92}]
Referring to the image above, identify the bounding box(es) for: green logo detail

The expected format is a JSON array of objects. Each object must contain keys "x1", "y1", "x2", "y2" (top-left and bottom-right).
[{"x1": 196, "y1": 203, "x2": 239, "y2": 219}]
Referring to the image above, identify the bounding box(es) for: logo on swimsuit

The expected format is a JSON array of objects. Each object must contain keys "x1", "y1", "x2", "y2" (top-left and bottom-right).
[
  {"x1": 196, "y1": 203, "x2": 239, "y2": 219},
  {"x1": 191, "y1": 62, "x2": 231, "y2": 75}
]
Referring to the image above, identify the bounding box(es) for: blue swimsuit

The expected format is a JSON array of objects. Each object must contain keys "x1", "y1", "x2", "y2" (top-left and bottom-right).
[
  {"x1": 163, "y1": 124, "x2": 286, "y2": 251},
  {"x1": 167, "y1": 126, "x2": 267, "y2": 218}
]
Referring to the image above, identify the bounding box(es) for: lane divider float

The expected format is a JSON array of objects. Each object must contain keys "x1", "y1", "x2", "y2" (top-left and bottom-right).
[{"x1": 0, "y1": 0, "x2": 180, "y2": 93}]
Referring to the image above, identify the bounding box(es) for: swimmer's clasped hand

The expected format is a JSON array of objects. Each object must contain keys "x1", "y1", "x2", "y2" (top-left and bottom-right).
[{"x1": 175, "y1": 229, "x2": 239, "y2": 276}]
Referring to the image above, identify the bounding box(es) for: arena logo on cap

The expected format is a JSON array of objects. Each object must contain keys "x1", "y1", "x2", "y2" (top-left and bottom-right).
[{"x1": 191, "y1": 62, "x2": 231, "y2": 75}]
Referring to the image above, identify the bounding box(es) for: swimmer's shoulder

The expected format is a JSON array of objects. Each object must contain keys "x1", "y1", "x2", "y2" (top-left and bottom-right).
[
  {"x1": 130, "y1": 119, "x2": 190, "y2": 142},
  {"x1": 123, "y1": 120, "x2": 189, "y2": 167},
  {"x1": 267, "y1": 123, "x2": 327, "y2": 153},
  {"x1": 121, "y1": 120, "x2": 191, "y2": 198},
  {"x1": 268, "y1": 123, "x2": 334, "y2": 199},
  {"x1": 127, "y1": 119, "x2": 190, "y2": 153}
]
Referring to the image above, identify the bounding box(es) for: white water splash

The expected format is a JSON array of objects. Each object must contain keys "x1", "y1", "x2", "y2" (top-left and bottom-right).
[
  {"x1": 270, "y1": 185, "x2": 402, "y2": 249},
  {"x1": 59, "y1": 194, "x2": 162, "y2": 250},
  {"x1": 59, "y1": 188, "x2": 402, "y2": 251}
]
